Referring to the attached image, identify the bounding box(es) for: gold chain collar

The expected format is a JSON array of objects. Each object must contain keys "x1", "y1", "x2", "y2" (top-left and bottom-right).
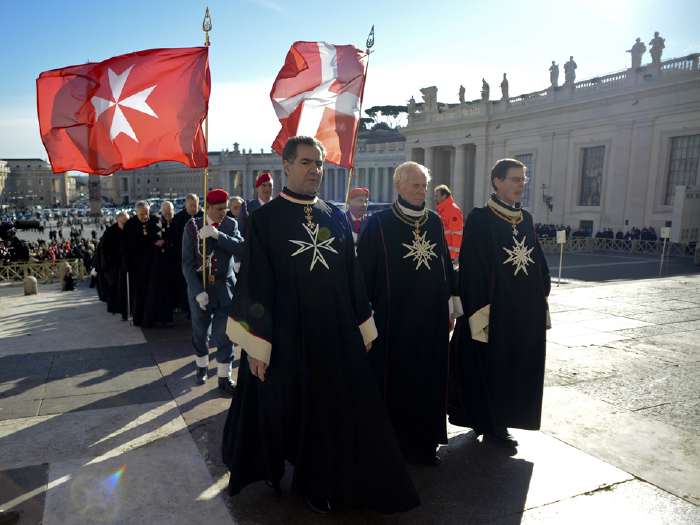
[{"x1": 487, "y1": 199, "x2": 523, "y2": 236}]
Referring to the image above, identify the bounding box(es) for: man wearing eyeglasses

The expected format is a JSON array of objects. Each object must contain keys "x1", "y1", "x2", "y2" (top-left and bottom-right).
[{"x1": 448, "y1": 158, "x2": 550, "y2": 451}]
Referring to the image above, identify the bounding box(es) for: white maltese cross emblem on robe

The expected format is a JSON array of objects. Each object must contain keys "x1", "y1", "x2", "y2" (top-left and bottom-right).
[
  {"x1": 289, "y1": 223, "x2": 338, "y2": 271},
  {"x1": 402, "y1": 231, "x2": 438, "y2": 271},
  {"x1": 503, "y1": 235, "x2": 535, "y2": 276}
]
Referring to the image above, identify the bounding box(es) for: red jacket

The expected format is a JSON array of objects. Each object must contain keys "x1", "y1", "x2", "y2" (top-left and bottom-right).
[{"x1": 436, "y1": 195, "x2": 464, "y2": 263}]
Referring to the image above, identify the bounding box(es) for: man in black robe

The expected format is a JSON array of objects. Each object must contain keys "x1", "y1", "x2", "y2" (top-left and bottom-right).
[
  {"x1": 99, "y1": 211, "x2": 129, "y2": 320},
  {"x1": 172, "y1": 194, "x2": 203, "y2": 316},
  {"x1": 123, "y1": 201, "x2": 158, "y2": 326},
  {"x1": 448, "y1": 158, "x2": 551, "y2": 450},
  {"x1": 357, "y1": 161, "x2": 459, "y2": 466},
  {"x1": 223, "y1": 136, "x2": 419, "y2": 515},
  {"x1": 143, "y1": 201, "x2": 178, "y2": 327}
]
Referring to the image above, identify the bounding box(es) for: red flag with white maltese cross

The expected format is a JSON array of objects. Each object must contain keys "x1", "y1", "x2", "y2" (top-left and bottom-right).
[
  {"x1": 37, "y1": 47, "x2": 210, "y2": 175},
  {"x1": 270, "y1": 41, "x2": 368, "y2": 168}
]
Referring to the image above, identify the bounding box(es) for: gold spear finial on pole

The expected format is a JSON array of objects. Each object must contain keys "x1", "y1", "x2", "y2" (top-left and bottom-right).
[
  {"x1": 203, "y1": 7, "x2": 212, "y2": 46},
  {"x1": 344, "y1": 25, "x2": 375, "y2": 207},
  {"x1": 201, "y1": 6, "x2": 212, "y2": 289}
]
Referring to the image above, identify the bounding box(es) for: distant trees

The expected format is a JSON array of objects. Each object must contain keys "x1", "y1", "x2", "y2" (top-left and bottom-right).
[{"x1": 363, "y1": 105, "x2": 408, "y2": 130}]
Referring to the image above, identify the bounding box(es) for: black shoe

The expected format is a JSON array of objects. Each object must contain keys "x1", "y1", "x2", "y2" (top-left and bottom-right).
[
  {"x1": 304, "y1": 495, "x2": 332, "y2": 514},
  {"x1": 0, "y1": 510, "x2": 20, "y2": 525},
  {"x1": 196, "y1": 366, "x2": 208, "y2": 385},
  {"x1": 218, "y1": 377, "x2": 237, "y2": 395},
  {"x1": 485, "y1": 429, "x2": 518, "y2": 448}
]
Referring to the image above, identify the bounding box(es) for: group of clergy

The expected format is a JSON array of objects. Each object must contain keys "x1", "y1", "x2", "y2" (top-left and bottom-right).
[
  {"x1": 97, "y1": 135, "x2": 550, "y2": 515},
  {"x1": 217, "y1": 136, "x2": 551, "y2": 515},
  {"x1": 96, "y1": 200, "x2": 181, "y2": 328}
]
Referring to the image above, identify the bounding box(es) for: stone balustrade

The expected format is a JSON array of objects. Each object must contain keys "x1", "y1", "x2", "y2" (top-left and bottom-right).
[{"x1": 409, "y1": 53, "x2": 700, "y2": 125}]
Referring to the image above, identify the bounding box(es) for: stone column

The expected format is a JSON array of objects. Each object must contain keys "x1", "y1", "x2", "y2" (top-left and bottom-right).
[
  {"x1": 89, "y1": 174, "x2": 101, "y2": 216},
  {"x1": 452, "y1": 144, "x2": 467, "y2": 209},
  {"x1": 472, "y1": 140, "x2": 488, "y2": 208},
  {"x1": 424, "y1": 146, "x2": 435, "y2": 207},
  {"x1": 424, "y1": 146, "x2": 434, "y2": 173}
]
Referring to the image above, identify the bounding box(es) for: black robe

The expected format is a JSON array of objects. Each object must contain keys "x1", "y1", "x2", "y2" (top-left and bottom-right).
[
  {"x1": 142, "y1": 215, "x2": 177, "y2": 327},
  {"x1": 222, "y1": 191, "x2": 419, "y2": 513},
  {"x1": 123, "y1": 215, "x2": 158, "y2": 326},
  {"x1": 99, "y1": 223, "x2": 128, "y2": 319},
  {"x1": 448, "y1": 203, "x2": 551, "y2": 432},
  {"x1": 357, "y1": 206, "x2": 454, "y2": 458}
]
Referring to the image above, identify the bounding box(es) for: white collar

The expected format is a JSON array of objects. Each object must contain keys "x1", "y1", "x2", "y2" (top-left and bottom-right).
[
  {"x1": 395, "y1": 200, "x2": 425, "y2": 218},
  {"x1": 206, "y1": 215, "x2": 222, "y2": 225}
]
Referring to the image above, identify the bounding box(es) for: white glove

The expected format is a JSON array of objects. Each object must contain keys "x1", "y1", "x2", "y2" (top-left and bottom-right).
[
  {"x1": 195, "y1": 291, "x2": 209, "y2": 311},
  {"x1": 198, "y1": 224, "x2": 219, "y2": 240}
]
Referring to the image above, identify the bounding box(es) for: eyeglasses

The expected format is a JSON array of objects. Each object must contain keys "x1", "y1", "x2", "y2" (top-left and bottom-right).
[{"x1": 505, "y1": 176, "x2": 530, "y2": 184}]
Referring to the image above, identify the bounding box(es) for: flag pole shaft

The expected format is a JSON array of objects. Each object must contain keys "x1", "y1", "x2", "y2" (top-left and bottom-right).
[
  {"x1": 201, "y1": 7, "x2": 212, "y2": 290},
  {"x1": 344, "y1": 26, "x2": 374, "y2": 208}
]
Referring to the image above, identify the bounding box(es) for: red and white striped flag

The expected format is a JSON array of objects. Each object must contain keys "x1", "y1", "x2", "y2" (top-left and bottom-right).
[{"x1": 270, "y1": 41, "x2": 368, "y2": 168}]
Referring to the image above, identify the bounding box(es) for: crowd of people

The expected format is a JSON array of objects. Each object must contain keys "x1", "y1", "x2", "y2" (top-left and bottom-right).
[
  {"x1": 3, "y1": 139, "x2": 554, "y2": 517},
  {"x1": 534, "y1": 223, "x2": 660, "y2": 241}
]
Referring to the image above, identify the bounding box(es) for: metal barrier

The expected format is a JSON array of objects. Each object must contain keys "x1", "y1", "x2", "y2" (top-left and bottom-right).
[
  {"x1": 539, "y1": 238, "x2": 695, "y2": 257},
  {"x1": 0, "y1": 259, "x2": 86, "y2": 283}
]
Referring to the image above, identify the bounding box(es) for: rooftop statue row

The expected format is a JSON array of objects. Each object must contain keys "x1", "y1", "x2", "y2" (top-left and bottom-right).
[{"x1": 407, "y1": 32, "x2": 691, "y2": 115}]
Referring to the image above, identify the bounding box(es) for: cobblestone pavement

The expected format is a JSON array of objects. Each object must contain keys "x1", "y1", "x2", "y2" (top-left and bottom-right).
[{"x1": 0, "y1": 264, "x2": 698, "y2": 524}]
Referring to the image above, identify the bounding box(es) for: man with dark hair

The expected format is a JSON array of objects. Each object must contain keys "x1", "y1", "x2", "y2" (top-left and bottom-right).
[
  {"x1": 448, "y1": 158, "x2": 550, "y2": 450},
  {"x1": 223, "y1": 136, "x2": 419, "y2": 514},
  {"x1": 434, "y1": 183, "x2": 464, "y2": 265}
]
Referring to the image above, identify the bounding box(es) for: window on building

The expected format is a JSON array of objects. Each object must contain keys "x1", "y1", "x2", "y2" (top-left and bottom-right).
[
  {"x1": 665, "y1": 134, "x2": 700, "y2": 205},
  {"x1": 514, "y1": 153, "x2": 534, "y2": 208},
  {"x1": 579, "y1": 220, "x2": 594, "y2": 233},
  {"x1": 578, "y1": 146, "x2": 605, "y2": 206}
]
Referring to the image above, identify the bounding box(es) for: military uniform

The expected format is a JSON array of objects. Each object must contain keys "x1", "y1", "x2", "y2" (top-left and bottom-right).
[{"x1": 182, "y1": 189, "x2": 245, "y2": 393}]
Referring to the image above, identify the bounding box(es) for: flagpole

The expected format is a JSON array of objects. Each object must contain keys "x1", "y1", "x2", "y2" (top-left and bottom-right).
[
  {"x1": 201, "y1": 7, "x2": 212, "y2": 290},
  {"x1": 344, "y1": 25, "x2": 375, "y2": 208}
]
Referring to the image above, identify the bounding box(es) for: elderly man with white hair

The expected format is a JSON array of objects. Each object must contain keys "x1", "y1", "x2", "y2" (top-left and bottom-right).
[
  {"x1": 98, "y1": 210, "x2": 130, "y2": 320},
  {"x1": 141, "y1": 200, "x2": 178, "y2": 327},
  {"x1": 357, "y1": 161, "x2": 460, "y2": 466},
  {"x1": 123, "y1": 200, "x2": 158, "y2": 326}
]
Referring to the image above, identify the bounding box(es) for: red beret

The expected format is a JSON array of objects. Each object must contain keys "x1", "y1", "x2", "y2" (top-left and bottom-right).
[
  {"x1": 255, "y1": 171, "x2": 272, "y2": 188},
  {"x1": 349, "y1": 187, "x2": 369, "y2": 200},
  {"x1": 206, "y1": 188, "x2": 229, "y2": 204}
]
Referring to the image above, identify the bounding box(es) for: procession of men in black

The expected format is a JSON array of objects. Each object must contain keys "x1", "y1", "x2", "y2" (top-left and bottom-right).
[{"x1": 96, "y1": 136, "x2": 549, "y2": 515}]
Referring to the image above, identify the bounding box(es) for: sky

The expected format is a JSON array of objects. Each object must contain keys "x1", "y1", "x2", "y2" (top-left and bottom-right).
[{"x1": 0, "y1": 0, "x2": 698, "y2": 160}]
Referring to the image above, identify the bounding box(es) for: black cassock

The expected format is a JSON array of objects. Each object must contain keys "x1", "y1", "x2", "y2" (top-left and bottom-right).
[
  {"x1": 357, "y1": 205, "x2": 454, "y2": 459},
  {"x1": 99, "y1": 223, "x2": 128, "y2": 319},
  {"x1": 222, "y1": 190, "x2": 419, "y2": 513},
  {"x1": 448, "y1": 200, "x2": 551, "y2": 432},
  {"x1": 123, "y1": 215, "x2": 157, "y2": 326},
  {"x1": 142, "y1": 215, "x2": 177, "y2": 327}
]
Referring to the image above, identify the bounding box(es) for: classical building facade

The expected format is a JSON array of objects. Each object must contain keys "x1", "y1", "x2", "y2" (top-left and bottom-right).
[
  {"x1": 0, "y1": 159, "x2": 74, "y2": 208},
  {"x1": 403, "y1": 46, "x2": 700, "y2": 232},
  {"x1": 102, "y1": 128, "x2": 406, "y2": 205},
  {"x1": 0, "y1": 161, "x2": 9, "y2": 204}
]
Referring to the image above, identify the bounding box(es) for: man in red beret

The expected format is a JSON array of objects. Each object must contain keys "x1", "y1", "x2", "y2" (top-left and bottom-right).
[
  {"x1": 237, "y1": 171, "x2": 274, "y2": 237},
  {"x1": 182, "y1": 188, "x2": 245, "y2": 394},
  {"x1": 345, "y1": 187, "x2": 370, "y2": 247}
]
